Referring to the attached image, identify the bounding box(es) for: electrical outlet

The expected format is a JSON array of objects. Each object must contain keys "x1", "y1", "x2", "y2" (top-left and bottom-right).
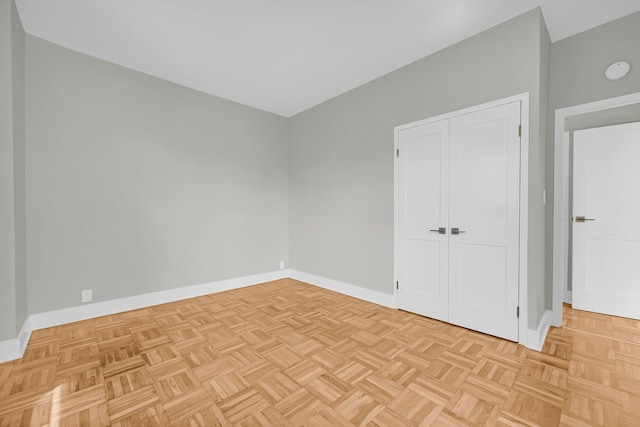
[
  {"x1": 82, "y1": 289, "x2": 92, "y2": 303},
  {"x1": 279, "y1": 261, "x2": 285, "y2": 270}
]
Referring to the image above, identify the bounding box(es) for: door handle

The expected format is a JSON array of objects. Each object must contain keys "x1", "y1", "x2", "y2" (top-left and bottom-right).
[
  {"x1": 451, "y1": 227, "x2": 466, "y2": 235},
  {"x1": 574, "y1": 216, "x2": 595, "y2": 223},
  {"x1": 429, "y1": 227, "x2": 446, "y2": 234}
]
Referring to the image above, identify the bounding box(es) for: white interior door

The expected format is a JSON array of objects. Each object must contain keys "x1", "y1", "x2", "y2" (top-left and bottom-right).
[
  {"x1": 448, "y1": 102, "x2": 521, "y2": 341},
  {"x1": 397, "y1": 119, "x2": 449, "y2": 322},
  {"x1": 573, "y1": 122, "x2": 640, "y2": 319}
]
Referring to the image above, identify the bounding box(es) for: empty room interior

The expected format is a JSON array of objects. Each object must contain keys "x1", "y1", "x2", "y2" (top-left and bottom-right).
[{"x1": 2, "y1": 0, "x2": 640, "y2": 425}]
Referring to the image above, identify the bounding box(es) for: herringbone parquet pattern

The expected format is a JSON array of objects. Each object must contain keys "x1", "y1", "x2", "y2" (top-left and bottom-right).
[{"x1": 0, "y1": 279, "x2": 639, "y2": 426}]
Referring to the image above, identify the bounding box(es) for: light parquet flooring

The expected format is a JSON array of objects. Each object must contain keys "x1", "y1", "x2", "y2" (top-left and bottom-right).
[{"x1": 1, "y1": 279, "x2": 639, "y2": 426}]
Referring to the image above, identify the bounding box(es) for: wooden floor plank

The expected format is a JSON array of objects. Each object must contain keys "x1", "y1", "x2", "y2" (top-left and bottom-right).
[{"x1": 1, "y1": 280, "x2": 639, "y2": 426}]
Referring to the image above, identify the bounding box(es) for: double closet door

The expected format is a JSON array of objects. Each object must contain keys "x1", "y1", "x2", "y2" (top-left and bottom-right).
[{"x1": 397, "y1": 101, "x2": 521, "y2": 342}]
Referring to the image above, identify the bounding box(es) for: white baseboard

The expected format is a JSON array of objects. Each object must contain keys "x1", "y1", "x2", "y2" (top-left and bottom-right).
[
  {"x1": 18, "y1": 316, "x2": 32, "y2": 353},
  {"x1": 30, "y1": 270, "x2": 290, "y2": 331},
  {"x1": 527, "y1": 309, "x2": 552, "y2": 351},
  {"x1": 0, "y1": 270, "x2": 289, "y2": 364},
  {"x1": 0, "y1": 316, "x2": 32, "y2": 363},
  {"x1": 289, "y1": 269, "x2": 395, "y2": 308},
  {"x1": 1, "y1": 269, "x2": 393, "y2": 363},
  {"x1": 0, "y1": 269, "x2": 556, "y2": 361},
  {"x1": 564, "y1": 290, "x2": 572, "y2": 304},
  {"x1": 0, "y1": 336, "x2": 21, "y2": 363}
]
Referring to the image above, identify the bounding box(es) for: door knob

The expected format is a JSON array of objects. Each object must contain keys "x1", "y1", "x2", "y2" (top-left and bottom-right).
[
  {"x1": 429, "y1": 227, "x2": 446, "y2": 234},
  {"x1": 574, "y1": 216, "x2": 595, "y2": 223},
  {"x1": 451, "y1": 227, "x2": 466, "y2": 235}
]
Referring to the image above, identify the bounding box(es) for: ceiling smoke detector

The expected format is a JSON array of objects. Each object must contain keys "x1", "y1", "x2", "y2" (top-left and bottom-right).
[{"x1": 605, "y1": 61, "x2": 631, "y2": 80}]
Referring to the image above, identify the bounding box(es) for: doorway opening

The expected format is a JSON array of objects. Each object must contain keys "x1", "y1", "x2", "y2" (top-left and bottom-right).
[{"x1": 552, "y1": 92, "x2": 640, "y2": 325}]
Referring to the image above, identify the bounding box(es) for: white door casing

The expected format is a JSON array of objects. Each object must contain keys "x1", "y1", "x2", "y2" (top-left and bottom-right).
[
  {"x1": 396, "y1": 98, "x2": 522, "y2": 342},
  {"x1": 572, "y1": 122, "x2": 640, "y2": 319}
]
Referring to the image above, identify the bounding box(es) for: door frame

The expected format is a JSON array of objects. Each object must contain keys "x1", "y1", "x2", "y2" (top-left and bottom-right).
[
  {"x1": 393, "y1": 92, "x2": 530, "y2": 347},
  {"x1": 552, "y1": 92, "x2": 640, "y2": 327}
]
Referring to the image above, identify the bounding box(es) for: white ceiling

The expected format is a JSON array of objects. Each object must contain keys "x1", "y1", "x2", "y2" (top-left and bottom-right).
[{"x1": 15, "y1": 0, "x2": 640, "y2": 117}]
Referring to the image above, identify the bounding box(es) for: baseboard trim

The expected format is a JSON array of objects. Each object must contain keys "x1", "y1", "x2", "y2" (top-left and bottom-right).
[
  {"x1": 0, "y1": 317, "x2": 32, "y2": 363},
  {"x1": 0, "y1": 270, "x2": 555, "y2": 361},
  {"x1": 289, "y1": 270, "x2": 395, "y2": 308},
  {"x1": 527, "y1": 309, "x2": 552, "y2": 352},
  {"x1": 30, "y1": 270, "x2": 290, "y2": 331},
  {"x1": 564, "y1": 290, "x2": 572, "y2": 304},
  {"x1": 18, "y1": 316, "x2": 32, "y2": 354},
  {"x1": 0, "y1": 270, "x2": 289, "y2": 364},
  {"x1": 0, "y1": 336, "x2": 21, "y2": 363},
  {"x1": 2, "y1": 269, "x2": 394, "y2": 363}
]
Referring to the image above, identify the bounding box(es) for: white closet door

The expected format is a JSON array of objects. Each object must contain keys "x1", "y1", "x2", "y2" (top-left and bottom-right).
[
  {"x1": 448, "y1": 102, "x2": 521, "y2": 341},
  {"x1": 397, "y1": 119, "x2": 450, "y2": 322},
  {"x1": 573, "y1": 122, "x2": 640, "y2": 319}
]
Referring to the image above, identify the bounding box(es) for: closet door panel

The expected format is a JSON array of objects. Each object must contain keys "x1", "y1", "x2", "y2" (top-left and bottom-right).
[
  {"x1": 455, "y1": 118, "x2": 509, "y2": 224},
  {"x1": 397, "y1": 120, "x2": 449, "y2": 322},
  {"x1": 449, "y1": 101, "x2": 521, "y2": 342},
  {"x1": 458, "y1": 244, "x2": 507, "y2": 313}
]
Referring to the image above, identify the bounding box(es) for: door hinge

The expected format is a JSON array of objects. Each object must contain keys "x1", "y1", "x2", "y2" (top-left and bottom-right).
[
  {"x1": 396, "y1": 148, "x2": 399, "y2": 157},
  {"x1": 396, "y1": 281, "x2": 399, "y2": 290},
  {"x1": 516, "y1": 306, "x2": 520, "y2": 318},
  {"x1": 518, "y1": 125, "x2": 522, "y2": 138}
]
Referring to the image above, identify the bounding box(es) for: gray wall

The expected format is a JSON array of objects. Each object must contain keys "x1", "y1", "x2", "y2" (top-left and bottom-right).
[
  {"x1": 0, "y1": 0, "x2": 17, "y2": 340},
  {"x1": 26, "y1": 37, "x2": 289, "y2": 314},
  {"x1": 12, "y1": 0, "x2": 27, "y2": 335},
  {"x1": 4, "y1": 6, "x2": 634, "y2": 341},
  {"x1": 289, "y1": 9, "x2": 549, "y2": 329},
  {"x1": 0, "y1": 0, "x2": 26, "y2": 341},
  {"x1": 533, "y1": 15, "x2": 551, "y2": 326},
  {"x1": 550, "y1": 11, "x2": 640, "y2": 111}
]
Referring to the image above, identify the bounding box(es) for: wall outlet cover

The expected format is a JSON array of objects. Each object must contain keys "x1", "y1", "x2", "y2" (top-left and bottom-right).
[
  {"x1": 82, "y1": 289, "x2": 93, "y2": 303},
  {"x1": 279, "y1": 261, "x2": 285, "y2": 270}
]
